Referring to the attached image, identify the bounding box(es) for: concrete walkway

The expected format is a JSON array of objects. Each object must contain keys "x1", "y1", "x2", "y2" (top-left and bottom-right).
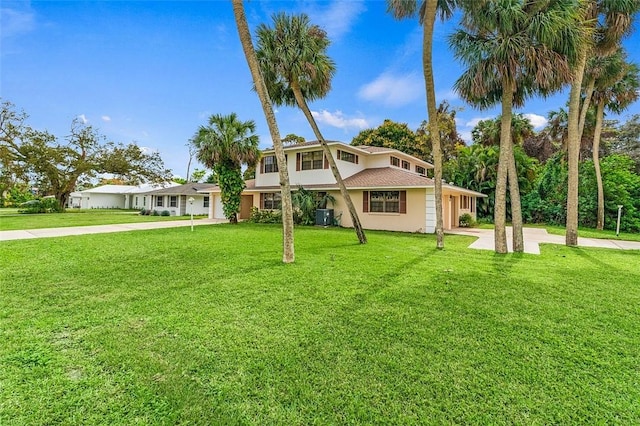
[
  {"x1": 447, "y1": 227, "x2": 640, "y2": 254},
  {"x1": 0, "y1": 218, "x2": 227, "y2": 241}
]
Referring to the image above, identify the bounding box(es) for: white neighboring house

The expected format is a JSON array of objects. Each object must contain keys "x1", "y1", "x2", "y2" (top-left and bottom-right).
[
  {"x1": 144, "y1": 183, "x2": 216, "y2": 216},
  {"x1": 69, "y1": 183, "x2": 179, "y2": 210}
]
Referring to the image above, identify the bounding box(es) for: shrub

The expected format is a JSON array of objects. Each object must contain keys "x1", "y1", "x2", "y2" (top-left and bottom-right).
[
  {"x1": 459, "y1": 213, "x2": 475, "y2": 228},
  {"x1": 152, "y1": 210, "x2": 160, "y2": 216},
  {"x1": 161, "y1": 210, "x2": 171, "y2": 216},
  {"x1": 17, "y1": 198, "x2": 62, "y2": 214},
  {"x1": 248, "y1": 207, "x2": 282, "y2": 224}
]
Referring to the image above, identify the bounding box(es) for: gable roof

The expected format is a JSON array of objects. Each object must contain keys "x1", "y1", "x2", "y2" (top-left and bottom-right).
[{"x1": 79, "y1": 183, "x2": 178, "y2": 194}]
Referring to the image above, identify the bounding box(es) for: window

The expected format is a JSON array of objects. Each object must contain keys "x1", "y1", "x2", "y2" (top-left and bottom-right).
[
  {"x1": 363, "y1": 190, "x2": 406, "y2": 214},
  {"x1": 143, "y1": 196, "x2": 146, "y2": 206},
  {"x1": 415, "y1": 165, "x2": 426, "y2": 176},
  {"x1": 300, "y1": 151, "x2": 324, "y2": 170},
  {"x1": 169, "y1": 196, "x2": 178, "y2": 207},
  {"x1": 261, "y1": 192, "x2": 281, "y2": 210},
  {"x1": 460, "y1": 195, "x2": 470, "y2": 210},
  {"x1": 156, "y1": 196, "x2": 163, "y2": 207},
  {"x1": 390, "y1": 156, "x2": 400, "y2": 167},
  {"x1": 402, "y1": 160, "x2": 410, "y2": 170},
  {"x1": 262, "y1": 155, "x2": 278, "y2": 173},
  {"x1": 471, "y1": 197, "x2": 475, "y2": 213},
  {"x1": 338, "y1": 149, "x2": 358, "y2": 164},
  {"x1": 203, "y1": 196, "x2": 210, "y2": 208},
  {"x1": 135, "y1": 196, "x2": 139, "y2": 206}
]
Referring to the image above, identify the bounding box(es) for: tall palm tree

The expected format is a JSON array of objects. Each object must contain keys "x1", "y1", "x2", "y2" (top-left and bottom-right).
[
  {"x1": 590, "y1": 53, "x2": 639, "y2": 230},
  {"x1": 192, "y1": 113, "x2": 260, "y2": 224},
  {"x1": 451, "y1": 0, "x2": 581, "y2": 253},
  {"x1": 386, "y1": 0, "x2": 458, "y2": 249},
  {"x1": 231, "y1": 0, "x2": 295, "y2": 263},
  {"x1": 256, "y1": 13, "x2": 366, "y2": 244},
  {"x1": 565, "y1": 0, "x2": 639, "y2": 246}
]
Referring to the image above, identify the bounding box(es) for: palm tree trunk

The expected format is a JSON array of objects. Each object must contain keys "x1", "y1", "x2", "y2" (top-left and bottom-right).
[
  {"x1": 423, "y1": 0, "x2": 444, "y2": 249},
  {"x1": 507, "y1": 148, "x2": 524, "y2": 252},
  {"x1": 494, "y1": 78, "x2": 514, "y2": 254},
  {"x1": 593, "y1": 98, "x2": 606, "y2": 230},
  {"x1": 566, "y1": 48, "x2": 588, "y2": 246},
  {"x1": 232, "y1": 0, "x2": 295, "y2": 263},
  {"x1": 290, "y1": 81, "x2": 367, "y2": 244},
  {"x1": 578, "y1": 77, "x2": 596, "y2": 140}
]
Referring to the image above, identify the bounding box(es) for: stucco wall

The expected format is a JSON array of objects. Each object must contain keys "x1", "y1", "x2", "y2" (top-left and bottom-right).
[
  {"x1": 331, "y1": 188, "x2": 428, "y2": 233},
  {"x1": 84, "y1": 193, "x2": 126, "y2": 209}
]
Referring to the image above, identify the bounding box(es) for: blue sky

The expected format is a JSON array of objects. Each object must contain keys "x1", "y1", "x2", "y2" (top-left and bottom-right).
[{"x1": 2, "y1": 1, "x2": 639, "y2": 178}]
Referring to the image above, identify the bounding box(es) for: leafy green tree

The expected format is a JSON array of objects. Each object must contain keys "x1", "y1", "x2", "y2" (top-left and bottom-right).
[
  {"x1": 351, "y1": 119, "x2": 427, "y2": 159},
  {"x1": 192, "y1": 113, "x2": 260, "y2": 224},
  {"x1": 609, "y1": 114, "x2": 640, "y2": 173},
  {"x1": 232, "y1": 0, "x2": 295, "y2": 263},
  {"x1": 256, "y1": 12, "x2": 366, "y2": 244},
  {"x1": 1, "y1": 100, "x2": 171, "y2": 209},
  {"x1": 416, "y1": 101, "x2": 466, "y2": 163},
  {"x1": 451, "y1": 1, "x2": 581, "y2": 253},
  {"x1": 282, "y1": 134, "x2": 306, "y2": 145}
]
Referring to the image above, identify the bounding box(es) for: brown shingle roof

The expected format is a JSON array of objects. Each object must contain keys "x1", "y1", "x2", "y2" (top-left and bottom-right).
[{"x1": 343, "y1": 167, "x2": 434, "y2": 188}]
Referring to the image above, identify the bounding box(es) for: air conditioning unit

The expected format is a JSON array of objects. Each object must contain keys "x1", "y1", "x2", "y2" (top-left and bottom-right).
[{"x1": 315, "y1": 208, "x2": 334, "y2": 226}]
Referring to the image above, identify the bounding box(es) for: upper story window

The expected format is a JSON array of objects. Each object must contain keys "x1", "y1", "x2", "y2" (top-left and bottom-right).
[
  {"x1": 402, "y1": 160, "x2": 410, "y2": 170},
  {"x1": 261, "y1": 155, "x2": 278, "y2": 173},
  {"x1": 390, "y1": 156, "x2": 400, "y2": 167},
  {"x1": 337, "y1": 149, "x2": 358, "y2": 164},
  {"x1": 415, "y1": 165, "x2": 426, "y2": 176},
  {"x1": 298, "y1": 150, "x2": 325, "y2": 171}
]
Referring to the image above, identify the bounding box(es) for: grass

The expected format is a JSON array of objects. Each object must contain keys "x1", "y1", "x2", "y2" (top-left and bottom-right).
[
  {"x1": 0, "y1": 209, "x2": 198, "y2": 231},
  {"x1": 1, "y1": 223, "x2": 639, "y2": 424}
]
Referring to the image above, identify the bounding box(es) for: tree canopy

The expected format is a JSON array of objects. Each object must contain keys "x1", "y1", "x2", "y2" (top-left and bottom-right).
[{"x1": 0, "y1": 100, "x2": 171, "y2": 208}]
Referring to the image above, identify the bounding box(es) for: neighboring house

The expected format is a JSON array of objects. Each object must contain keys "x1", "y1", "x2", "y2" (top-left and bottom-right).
[
  {"x1": 205, "y1": 141, "x2": 486, "y2": 233},
  {"x1": 144, "y1": 183, "x2": 216, "y2": 216},
  {"x1": 70, "y1": 183, "x2": 179, "y2": 209}
]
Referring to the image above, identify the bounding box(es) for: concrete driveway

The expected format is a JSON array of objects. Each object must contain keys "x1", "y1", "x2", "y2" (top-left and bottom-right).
[
  {"x1": 447, "y1": 227, "x2": 640, "y2": 254},
  {"x1": 0, "y1": 219, "x2": 226, "y2": 241}
]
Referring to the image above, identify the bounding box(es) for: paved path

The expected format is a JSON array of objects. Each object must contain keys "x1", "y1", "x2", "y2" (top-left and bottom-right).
[
  {"x1": 447, "y1": 227, "x2": 640, "y2": 254},
  {"x1": 0, "y1": 219, "x2": 227, "y2": 241}
]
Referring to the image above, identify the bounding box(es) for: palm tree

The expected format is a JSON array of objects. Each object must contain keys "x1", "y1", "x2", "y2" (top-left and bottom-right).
[
  {"x1": 590, "y1": 52, "x2": 639, "y2": 230},
  {"x1": 565, "y1": 0, "x2": 639, "y2": 246},
  {"x1": 231, "y1": 0, "x2": 295, "y2": 263},
  {"x1": 192, "y1": 113, "x2": 260, "y2": 224},
  {"x1": 255, "y1": 13, "x2": 366, "y2": 244},
  {"x1": 451, "y1": 1, "x2": 581, "y2": 253},
  {"x1": 386, "y1": 0, "x2": 458, "y2": 249}
]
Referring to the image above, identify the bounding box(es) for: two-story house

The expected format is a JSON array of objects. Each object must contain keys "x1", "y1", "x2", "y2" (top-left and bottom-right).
[{"x1": 205, "y1": 141, "x2": 485, "y2": 233}]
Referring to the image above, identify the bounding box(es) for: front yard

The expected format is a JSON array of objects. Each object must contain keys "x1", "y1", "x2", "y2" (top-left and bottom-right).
[{"x1": 1, "y1": 224, "x2": 638, "y2": 424}]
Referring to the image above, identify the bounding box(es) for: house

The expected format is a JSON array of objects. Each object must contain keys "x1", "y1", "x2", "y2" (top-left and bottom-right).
[
  {"x1": 69, "y1": 183, "x2": 179, "y2": 210},
  {"x1": 205, "y1": 141, "x2": 486, "y2": 233},
  {"x1": 144, "y1": 183, "x2": 216, "y2": 216}
]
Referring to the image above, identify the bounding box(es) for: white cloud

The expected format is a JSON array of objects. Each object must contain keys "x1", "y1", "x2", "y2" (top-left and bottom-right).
[
  {"x1": 77, "y1": 114, "x2": 88, "y2": 124},
  {"x1": 459, "y1": 130, "x2": 472, "y2": 143},
  {"x1": 101, "y1": 115, "x2": 111, "y2": 122},
  {"x1": 313, "y1": 0, "x2": 365, "y2": 41},
  {"x1": 358, "y1": 72, "x2": 423, "y2": 107},
  {"x1": 0, "y1": 6, "x2": 35, "y2": 38},
  {"x1": 523, "y1": 113, "x2": 547, "y2": 129},
  {"x1": 465, "y1": 116, "x2": 494, "y2": 128},
  {"x1": 311, "y1": 110, "x2": 369, "y2": 130}
]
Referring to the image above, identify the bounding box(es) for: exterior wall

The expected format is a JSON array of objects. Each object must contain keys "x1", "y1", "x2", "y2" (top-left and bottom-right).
[
  {"x1": 151, "y1": 195, "x2": 209, "y2": 216},
  {"x1": 83, "y1": 193, "x2": 126, "y2": 209},
  {"x1": 425, "y1": 188, "x2": 435, "y2": 233},
  {"x1": 333, "y1": 188, "x2": 428, "y2": 233},
  {"x1": 212, "y1": 195, "x2": 226, "y2": 219}
]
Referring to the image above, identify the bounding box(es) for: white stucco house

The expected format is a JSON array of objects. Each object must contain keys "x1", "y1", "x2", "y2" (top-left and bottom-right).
[
  {"x1": 68, "y1": 183, "x2": 179, "y2": 210},
  {"x1": 204, "y1": 141, "x2": 486, "y2": 233}
]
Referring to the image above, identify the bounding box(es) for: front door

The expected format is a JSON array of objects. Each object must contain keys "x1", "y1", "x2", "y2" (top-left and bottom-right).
[{"x1": 239, "y1": 195, "x2": 254, "y2": 220}]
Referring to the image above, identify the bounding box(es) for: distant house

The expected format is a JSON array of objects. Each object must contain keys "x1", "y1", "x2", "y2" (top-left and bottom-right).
[
  {"x1": 204, "y1": 141, "x2": 486, "y2": 233},
  {"x1": 69, "y1": 183, "x2": 179, "y2": 210},
  {"x1": 144, "y1": 183, "x2": 216, "y2": 216}
]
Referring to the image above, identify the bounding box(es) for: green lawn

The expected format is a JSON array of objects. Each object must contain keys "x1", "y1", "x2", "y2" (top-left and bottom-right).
[
  {"x1": 1, "y1": 224, "x2": 639, "y2": 424},
  {"x1": 0, "y1": 209, "x2": 196, "y2": 231}
]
